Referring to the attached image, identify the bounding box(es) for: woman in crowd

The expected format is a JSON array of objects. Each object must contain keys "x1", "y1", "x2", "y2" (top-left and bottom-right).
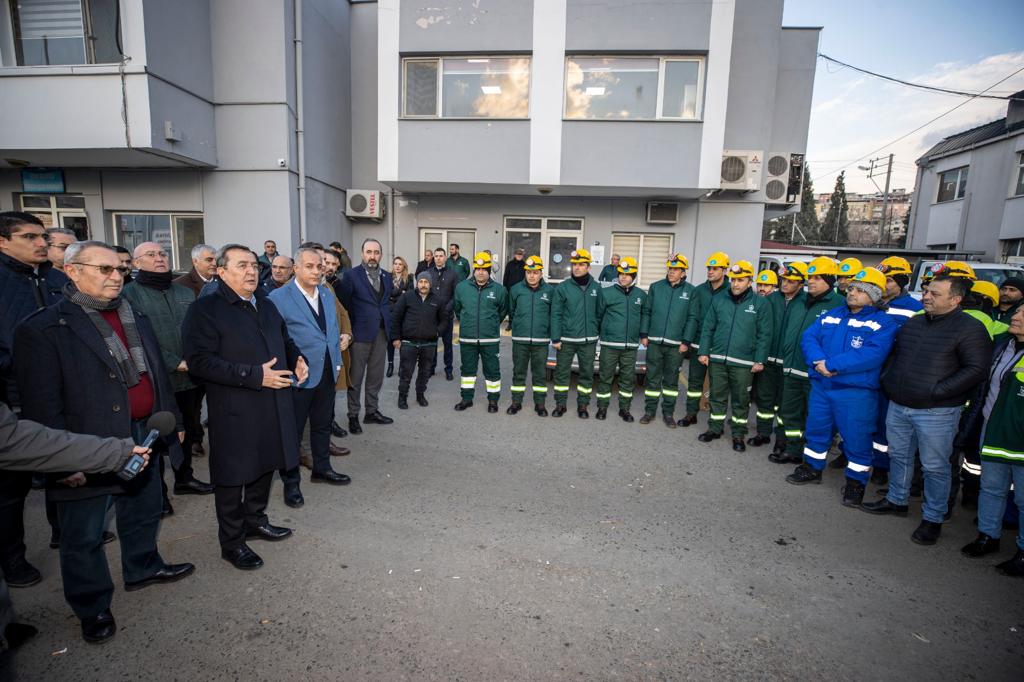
[{"x1": 387, "y1": 256, "x2": 413, "y2": 377}]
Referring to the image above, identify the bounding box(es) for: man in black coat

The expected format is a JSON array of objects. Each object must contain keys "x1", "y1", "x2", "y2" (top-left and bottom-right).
[
  {"x1": 502, "y1": 248, "x2": 527, "y2": 290},
  {"x1": 14, "y1": 241, "x2": 194, "y2": 644},
  {"x1": 424, "y1": 248, "x2": 460, "y2": 380},
  {"x1": 392, "y1": 273, "x2": 451, "y2": 408},
  {"x1": 182, "y1": 244, "x2": 309, "y2": 571}
]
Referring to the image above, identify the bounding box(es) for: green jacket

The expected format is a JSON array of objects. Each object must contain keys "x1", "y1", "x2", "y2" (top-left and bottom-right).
[
  {"x1": 508, "y1": 279, "x2": 554, "y2": 344},
  {"x1": 597, "y1": 283, "x2": 648, "y2": 348},
  {"x1": 980, "y1": 347, "x2": 1024, "y2": 466},
  {"x1": 765, "y1": 289, "x2": 805, "y2": 365},
  {"x1": 598, "y1": 264, "x2": 618, "y2": 282},
  {"x1": 682, "y1": 280, "x2": 728, "y2": 350},
  {"x1": 453, "y1": 278, "x2": 507, "y2": 344},
  {"x1": 640, "y1": 278, "x2": 695, "y2": 346},
  {"x1": 779, "y1": 289, "x2": 845, "y2": 378},
  {"x1": 450, "y1": 255, "x2": 471, "y2": 282},
  {"x1": 122, "y1": 280, "x2": 195, "y2": 392},
  {"x1": 698, "y1": 287, "x2": 772, "y2": 367},
  {"x1": 551, "y1": 275, "x2": 602, "y2": 343}
]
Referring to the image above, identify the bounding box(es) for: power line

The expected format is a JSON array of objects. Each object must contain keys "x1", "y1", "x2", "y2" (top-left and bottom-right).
[
  {"x1": 811, "y1": 64, "x2": 1024, "y2": 184},
  {"x1": 818, "y1": 53, "x2": 1024, "y2": 100}
]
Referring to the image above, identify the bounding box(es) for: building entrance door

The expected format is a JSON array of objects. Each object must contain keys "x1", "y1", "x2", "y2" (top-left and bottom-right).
[
  {"x1": 503, "y1": 217, "x2": 583, "y2": 283},
  {"x1": 419, "y1": 229, "x2": 476, "y2": 265}
]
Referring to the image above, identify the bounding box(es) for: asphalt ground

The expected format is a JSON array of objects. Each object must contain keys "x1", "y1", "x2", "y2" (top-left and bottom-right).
[{"x1": 3, "y1": 338, "x2": 1022, "y2": 680}]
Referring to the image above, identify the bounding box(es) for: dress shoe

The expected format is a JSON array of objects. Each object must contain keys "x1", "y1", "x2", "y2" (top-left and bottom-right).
[
  {"x1": 841, "y1": 480, "x2": 866, "y2": 507},
  {"x1": 222, "y1": 545, "x2": 263, "y2": 571},
  {"x1": 996, "y1": 549, "x2": 1024, "y2": 577},
  {"x1": 161, "y1": 498, "x2": 175, "y2": 518},
  {"x1": 677, "y1": 414, "x2": 698, "y2": 427},
  {"x1": 283, "y1": 485, "x2": 304, "y2": 508},
  {"x1": 3, "y1": 622, "x2": 38, "y2": 650},
  {"x1": 329, "y1": 444, "x2": 350, "y2": 457},
  {"x1": 174, "y1": 479, "x2": 214, "y2": 495},
  {"x1": 535, "y1": 405, "x2": 548, "y2": 417},
  {"x1": 507, "y1": 403, "x2": 521, "y2": 415},
  {"x1": 768, "y1": 450, "x2": 801, "y2": 464},
  {"x1": 697, "y1": 431, "x2": 721, "y2": 443},
  {"x1": 417, "y1": 395, "x2": 429, "y2": 407},
  {"x1": 732, "y1": 438, "x2": 746, "y2": 452},
  {"x1": 81, "y1": 609, "x2": 116, "y2": 644},
  {"x1": 577, "y1": 407, "x2": 589, "y2": 419},
  {"x1": 870, "y1": 468, "x2": 889, "y2": 486},
  {"x1": 191, "y1": 443, "x2": 206, "y2": 457},
  {"x1": 859, "y1": 498, "x2": 909, "y2": 516},
  {"x1": 348, "y1": 417, "x2": 363, "y2": 434},
  {"x1": 595, "y1": 407, "x2": 607, "y2": 420},
  {"x1": 246, "y1": 523, "x2": 293, "y2": 542},
  {"x1": 2, "y1": 557, "x2": 41, "y2": 588},
  {"x1": 386, "y1": 361, "x2": 394, "y2": 378},
  {"x1": 786, "y1": 463, "x2": 822, "y2": 485},
  {"x1": 445, "y1": 369, "x2": 454, "y2": 381},
  {"x1": 331, "y1": 420, "x2": 348, "y2": 438},
  {"x1": 487, "y1": 401, "x2": 499, "y2": 413},
  {"x1": 311, "y1": 470, "x2": 351, "y2": 485},
  {"x1": 124, "y1": 562, "x2": 195, "y2": 592},
  {"x1": 746, "y1": 434, "x2": 771, "y2": 447},
  {"x1": 639, "y1": 413, "x2": 655, "y2": 425},
  {"x1": 911, "y1": 520, "x2": 942, "y2": 545},
  {"x1": 364, "y1": 412, "x2": 394, "y2": 425},
  {"x1": 454, "y1": 400, "x2": 473, "y2": 411},
  {"x1": 619, "y1": 409, "x2": 634, "y2": 423},
  {"x1": 828, "y1": 453, "x2": 848, "y2": 469},
  {"x1": 663, "y1": 415, "x2": 677, "y2": 429},
  {"x1": 299, "y1": 452, "x2": 314, "y2": 470},
  {"x1": 552, "y1": 405, "x2": 566, "y2": 418},
  {"x1": 398, "y1": 395, "x2": 409, "y2": 410},
  {"x1": 961, "y1": 533, "x2": 1001, "y2": 558}
]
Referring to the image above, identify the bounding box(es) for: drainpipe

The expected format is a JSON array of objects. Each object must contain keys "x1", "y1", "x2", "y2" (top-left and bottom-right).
[{"x1": 294, "y1": 0, "x2": 307, "y2": 243}]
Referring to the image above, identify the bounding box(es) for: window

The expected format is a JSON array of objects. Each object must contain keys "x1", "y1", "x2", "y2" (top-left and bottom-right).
[
  {"x1": 19, "y1": 194, "x2": 89, "y2": 239},
  {"x1": 402, "y1": 57, "x2": 531, "y2": 119},
  {"x1": 503, "y1": 216, "x2": 583, "y2": 282},
  {"x1": 10, "y1": 0, "x2": 122, "y2": 66},
  {"x1": 936, "y1": 166, "x2": 968, "y2": 203},
  {"x1": 114, "y1": 213, "x2": 204, "y2": 272},
  {"x1": 1015, "y1": 152, "x2": 1024, "y2": 197},
  {"x1": 610, "y1": 233, "x2": 674, "y2": 289},
  {"x1": 565, "y1": 56, "x2": 704, "y2": 120}
]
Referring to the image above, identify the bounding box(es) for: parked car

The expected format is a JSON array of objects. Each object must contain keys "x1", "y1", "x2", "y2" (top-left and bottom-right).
[{"x1": 909, "y1": 260, "x2": 1024, "y2": 298}]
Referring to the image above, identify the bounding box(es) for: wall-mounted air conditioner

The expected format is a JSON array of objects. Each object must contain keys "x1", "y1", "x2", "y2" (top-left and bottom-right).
[
  {"x1": 764, "y1": 152, "x2": 804, "y2": 204},
  {"x1": 720, "y1": 150, "x2": 763, "y2": 192},
  {"x1": 344, "y1": 190, "x2": 385, "y2": 220},
  {"x1": 646, "y1": 201, "x2": 679, "y2": 224}
]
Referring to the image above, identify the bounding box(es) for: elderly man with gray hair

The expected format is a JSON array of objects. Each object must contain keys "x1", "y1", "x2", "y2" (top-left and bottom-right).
[{"x1": 174, "y1": 243, "x2": 218, "y2": 298}]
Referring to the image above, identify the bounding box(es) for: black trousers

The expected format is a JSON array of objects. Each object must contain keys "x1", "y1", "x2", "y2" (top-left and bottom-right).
[
  {"x1": 281, "y1": 359, "x2": 335, "y2": 485},
  {"x1": 0, "y1": 471, "x2": 31, "y2": 572},
  {"x1": 431, "y1": 325, "x2": 453, "y2": 373},
  {"x1": 399, "y1": 341, "x2": 436, "y2": 397},
  {"x1": 213, "y1": 471, "x2": 273, "y2": 551},
  {"x1": 174, "y1": 386, "x2": 204, "y2": 482}
]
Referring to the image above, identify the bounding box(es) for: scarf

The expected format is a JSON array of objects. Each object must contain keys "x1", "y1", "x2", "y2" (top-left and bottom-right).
[
  {"x1": 365, "y1": 263, "x2": 382, "y2": 295},
  {"x1": 62, "y1": 282, "x2": 148, "y2": 388},
  {"x1": 135, "y1": 269, "x2": 174, "y2": 291},
  {"x1": 572, "y1": 273, "x2": 590, "y2": 287}
]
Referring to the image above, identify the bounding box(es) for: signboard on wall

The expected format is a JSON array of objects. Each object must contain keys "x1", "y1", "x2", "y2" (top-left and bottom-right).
[
  {"x1": 21, "y1": 168, "x2": 65, "y2": 194},
  {"x1": 589, "y1": 244, "x2": 605, "y2": 266}
]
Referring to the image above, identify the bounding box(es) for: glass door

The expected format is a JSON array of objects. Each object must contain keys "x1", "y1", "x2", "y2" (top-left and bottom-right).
[
  {"x1": 419, "y1": 229, "x2": 477, "y2": 265},
  {"x1": 545, "y1": 234, "x2": 581, "y2": 282}
]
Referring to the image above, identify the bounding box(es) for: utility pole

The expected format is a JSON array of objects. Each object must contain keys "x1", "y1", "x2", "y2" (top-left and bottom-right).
[
  {"x1": 858, "y1": 154, "x2": 894, "y2": 246},
  {"x1": 880, "y1": 153, "x2": 893, "y2": 247}
]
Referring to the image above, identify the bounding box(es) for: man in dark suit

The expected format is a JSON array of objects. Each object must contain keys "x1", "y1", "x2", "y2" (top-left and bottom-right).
[
  {"x1": 14, "y1": 241, "x2": 195, "y2": 645},
  {"x1": 182, "y1": 244, "x2": 308, "y2": 571},
  {"x1": 173, "y1": 243, "x2": 218, "y2": 298},
  {"x1": 424, "y1": 248, "x2": 459, "y2": 380},
  {"x1": 336, "y1": 239, "x2": 393, "y2": 434}
]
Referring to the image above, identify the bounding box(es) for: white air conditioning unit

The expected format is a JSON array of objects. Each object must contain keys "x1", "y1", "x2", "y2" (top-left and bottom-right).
[
  {"x1": 764, "y1": 152, "x2": 804, "y2": 204},
  {"x1": 344, "y1": 189, "x2": 385, "y2": 220},
  {"x1": 646, "y1": 201, "x2": 679, "y2": 224},
  {"x1": 720, "y1": 150, "x2": 763, "y2": 192}
]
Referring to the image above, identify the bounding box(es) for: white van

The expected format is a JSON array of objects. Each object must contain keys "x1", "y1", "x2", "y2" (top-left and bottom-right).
[{"x1": 909, "y1": 260, "x2": 1024, "y2": 298}]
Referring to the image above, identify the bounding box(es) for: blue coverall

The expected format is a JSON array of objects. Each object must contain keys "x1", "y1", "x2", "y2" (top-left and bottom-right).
[{"x1": 871, "y1": 292, "x2": 923, "y2": 471}]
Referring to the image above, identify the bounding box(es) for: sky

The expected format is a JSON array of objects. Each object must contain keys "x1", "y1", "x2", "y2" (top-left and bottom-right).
[{"x1": 782, "y1": 0, "x2": 1024, "y2": 195}]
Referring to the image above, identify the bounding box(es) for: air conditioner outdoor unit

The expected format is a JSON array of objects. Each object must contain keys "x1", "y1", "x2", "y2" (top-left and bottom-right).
[
  {"x1": 344, "y1": 189, "x2": 385, "y2": 220},
  {"x1": 720, "y1": 150, "x2": 763, "y2": 192},
  {"x1": 764, "y1": 152, "x2": 804, "y2": 204},
  {"x1": 646, "y1": 201, "x2": 679, "y2": 224}
]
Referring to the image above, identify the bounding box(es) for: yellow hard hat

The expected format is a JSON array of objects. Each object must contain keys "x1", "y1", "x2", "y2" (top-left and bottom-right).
[
  {"x1": 727, "y1": 260, "x2": 755, "y2": 279},
  {"x1": 523, "y1": 255, "x2": 544, "y2": 271},
  {"x1": 471, "y1": 251, "x2": 493, "y2": 269},
  {"x1": 807, "y1": 256, "x2": 839, "y2": 277},
  {"x1": 781, "y1": 262, "x2": 809, "y2": 281},
  {"x1": 756, "y1": 269, "x2": 779, "y2": 286},
  {"x1": 705, "y1": 251, "x2": 730, "y2": 268},
  {"x1": 971, "y1": 280, "x2": 999, "y2": 307},
  {"x1": 940, "y1": 260, "x2": 977, "y2": 280},
  {"x1": 878, "y1": 256, "x2": 912, "y2": 276},
  {"x1": 569, "y1": 248, "x2": 592, "y2": 264},
  {"x1": 851, "y1": 267, "x2": 886, "y2": 291},
  {"x1": 617, "y1": 256, "x2": 639, "y2": 275},
  {"x1": 838, "y1": 258, "x2": 863, "y2": 277},
  {"x1": 666, "y1": 253, "x2": 689, "y2": 269}
]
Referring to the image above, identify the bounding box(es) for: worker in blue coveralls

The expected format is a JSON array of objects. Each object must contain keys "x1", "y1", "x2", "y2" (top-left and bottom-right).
[{"x1": 785, "y1": 267, "x2": 899, "y2": 508}]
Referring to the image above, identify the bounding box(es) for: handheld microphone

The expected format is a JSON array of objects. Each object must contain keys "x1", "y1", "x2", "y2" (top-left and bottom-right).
[{"x1": 117, "y1": 411, "x2": 176, "y2": 481}]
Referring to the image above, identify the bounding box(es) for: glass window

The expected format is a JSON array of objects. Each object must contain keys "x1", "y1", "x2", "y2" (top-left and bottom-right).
[
  {"x1": 565, "y1": 56, "x2": 704, "y2": 120},
  {"x1": 11, "y1": 0, "x2": 122, "y2": 66},
  {"x1": 547, "y1": 219, "x2": 582, "y2": 231},
  {"x1": 611, "y1": 233, "x2": 674, "y2": 289},
  {"x1": 1016, "y1": 153, "x2": 1024, "y2": 197},
  {"x1": 441, "y1": 57, "x2": 530, "y2": 118},
  {"x1": 403, "y1": 59, "x2": 438, "y2": 117},
  {"x1": 115, "y1": 213, "x2": 203, "y2": 271},
  {"x1": 937, "y1": 166, "x2": 968, "y2": 203},
  {"x1": 173, "y1": 216, "x2": 205, "y2": 273},
  {"x1": 662, "y1": 60, "x2": 701, "y2": 119}
]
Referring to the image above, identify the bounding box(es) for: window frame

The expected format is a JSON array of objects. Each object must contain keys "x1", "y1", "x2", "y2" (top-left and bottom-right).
[
  {"x1": 563, "y1": 55, "x2": 706, "y2": 122},
  {"x1": 936, "y1": 165, "x2": 969, "y2": 204},
  {"x1": 610, "y1": 231, "x2": 675, "y2": 290},
  {"x1": 9, "y1": 0, "x2": 119, "y2": 67},
  {"x1": 1014, "y1": 151, "x2": 1024, "y2": 198},
  {"x1": 400, "y1": 55, "x2": 533, "y2": 120},
  {"x1": 502, "y1": 215, "x2": 584, "y2": 284},
  {"x1": 111, "y1": 211, "x2": 204, "y2": 272}
]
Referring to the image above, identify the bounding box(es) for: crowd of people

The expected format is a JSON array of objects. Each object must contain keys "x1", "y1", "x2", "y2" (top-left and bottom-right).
[{"x1": 1, "y1": 207, "x2": 1022, "y2": 652}]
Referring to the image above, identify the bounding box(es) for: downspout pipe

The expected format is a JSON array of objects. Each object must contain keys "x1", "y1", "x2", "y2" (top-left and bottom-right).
[{"x1": 294, "y1": 0, "x2": 307, "y2": 243}]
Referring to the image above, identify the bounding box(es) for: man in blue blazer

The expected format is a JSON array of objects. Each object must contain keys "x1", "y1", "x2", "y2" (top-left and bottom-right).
[
  {"x1": 336, "y1": 238, "x2": 393, "y2": 434},
  {"x1": 268, "y1": 248, "x2": 352, "y2": 508}
]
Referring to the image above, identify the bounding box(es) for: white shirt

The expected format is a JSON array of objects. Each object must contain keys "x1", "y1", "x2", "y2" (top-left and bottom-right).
[{"x1": 295, "y1": 278, "x2": 320, "y2": 308}]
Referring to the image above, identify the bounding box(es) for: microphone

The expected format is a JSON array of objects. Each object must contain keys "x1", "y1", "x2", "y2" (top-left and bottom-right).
[{"x1": 117, "y1": 411, "x2": 176, "y2": 481}]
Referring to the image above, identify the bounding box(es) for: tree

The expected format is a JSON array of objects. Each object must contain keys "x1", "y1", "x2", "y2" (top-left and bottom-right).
[
  {"x1": 820, "y1": 171, "x2": 850, "y2": 245},
  {"x1": 794, "y1": 164, "x2": 819, "y2": 244}
]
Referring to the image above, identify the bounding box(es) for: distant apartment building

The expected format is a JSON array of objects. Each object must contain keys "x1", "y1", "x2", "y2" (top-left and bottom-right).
[{"x1": 814, "y1": 189, "x2": 910, "y2": 246}]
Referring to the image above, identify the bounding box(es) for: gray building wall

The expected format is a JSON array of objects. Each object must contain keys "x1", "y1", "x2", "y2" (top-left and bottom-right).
[
  {"x1": 565, "y1": 0, "x2": 712, "y2": 51},
  {"x1": 399, "y1": 0, "x2": 534, "y2": 54}
]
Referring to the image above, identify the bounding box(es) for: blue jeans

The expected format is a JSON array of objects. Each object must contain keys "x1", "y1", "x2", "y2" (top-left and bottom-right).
[
  {"x1": 885, "y1": 402, "x2": 960, "y2": 523},
  {"x1": 978, "y1": 461, "x2": 1024, "y2": 550}
]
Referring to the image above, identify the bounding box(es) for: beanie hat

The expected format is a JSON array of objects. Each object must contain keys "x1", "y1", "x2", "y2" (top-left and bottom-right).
[
  {"x1": 820, "y1": 274, "x2": 837, "y2": 288},
  {"x1": 891, "y1": 273, "x2": 910, "y2": 289},
  {"x1": 1003, "y1": 277, "x2": 1024, "y2": 295},
  {"x1": 849, "y1": 280, "x2": 883, "y2": 304}
]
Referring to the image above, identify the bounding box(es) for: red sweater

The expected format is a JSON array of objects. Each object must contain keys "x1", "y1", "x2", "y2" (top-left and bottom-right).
[{"x1": 100, "y1": 310, "x2": 155, "y2": 420}]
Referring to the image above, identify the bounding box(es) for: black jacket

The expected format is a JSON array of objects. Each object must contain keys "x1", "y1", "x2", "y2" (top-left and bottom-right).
[
  {"x1": 881, "y1": 308, "x2": 993, "y2": 409},
  {"x1": 391, "y1": 289, "x2": 450, "y2": 342},
  {"x1": 424, "y1": 265, "x2": 459, "y2": 310},
  {"x1": 389, "y1": 275, "x2": 412, "y2": 307},
  {"x1": 502, "y1": 258, "x2": 526, "y2": 290}
]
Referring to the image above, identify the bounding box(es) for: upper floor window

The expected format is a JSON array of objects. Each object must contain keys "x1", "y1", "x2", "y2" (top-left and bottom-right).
[
  {"x1": 1015, "y1": 152, "x2": 1024, "y2": 197},
  {"x1": 402, "y1": 56, "x2": 531, "y2": 119},
  {"x1": 10, "y1": 0, "x2": 122, "y2": 66},
  {"x1": 936, "y1": 166, "x2": 968, "y2": 203},
  {"x1": 564, "y1": 56, "x2": 704, "y2": 120}
]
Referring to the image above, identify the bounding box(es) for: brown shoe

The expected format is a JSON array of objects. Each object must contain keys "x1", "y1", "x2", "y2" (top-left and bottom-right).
[
  {"x1": 299, "y1": 453, "x2": 314, "y2": 470},
  {"x1": 329, "y1": 444, "x2": 351, "y2": 457}
]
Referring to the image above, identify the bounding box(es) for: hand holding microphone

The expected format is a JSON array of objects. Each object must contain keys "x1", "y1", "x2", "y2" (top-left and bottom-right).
[{"x1": 118, "y1": 411, "x2": 175, "y2": 481}]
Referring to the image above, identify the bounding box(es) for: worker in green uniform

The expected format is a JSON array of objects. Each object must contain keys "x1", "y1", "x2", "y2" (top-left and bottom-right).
[
  {"x1": 448, "y1": 243, "x2": 471, "y2": 281},
  {"x1": 594, "y1": 257, "x2": 648, "y2": 422},
  {"x1": 550, "y1": 248, "x2": 603, "y2": 418},
  {"x1": 598, "y1": 254, "x2": 620, "y2": 282},
  {"x1": 696, "y1": 260, "x2": 773, "y2": 452},
  {"x1": 639, "y1": 253, "x2": 695, "y2": 428},
  {"x1": 747, "y1": 268, "x2": 781, "y2": 445},
  {"x1": 507, "y1": 255, "x2": 553, "y2": 416},
  {"x1": 678, "y1": 251, "x2": 730, "y2": 426},
  {"x1": 453, "y1": 251, "x2": 508, "y2": 413}
]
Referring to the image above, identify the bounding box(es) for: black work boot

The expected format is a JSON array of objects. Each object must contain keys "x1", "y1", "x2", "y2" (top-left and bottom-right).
[
  {"x1": 747, "y1": 434, "x2": 771, "y2": 447},
  {"x1": 595, "y1": 407, "x2": 607, "y2": 420},
  {"x1": 663, "y1": 415, "x2": 677, "y2": 429},
  {"x1": 577, "y1": 406, "x2": 589, "y2": 419},
  {"x1": 677, "y1": 414, "x2": 698, "y2": 427},
  {"x1": 506, "y1": 402, "x2": 521, "y2": 415},
  {"x1": 454, "y1": 400, "x2": 473, "y2": 411},
  {"x1": 639, "y1": 413, "x2": 655, "y2": 425},
  {"x1": 996, "y1": 549, "x2": 1024, "y2": 577},
  {"x1": 534, "y1": 405, "x2": 548, "y2": 417},
  {"x1": 552, "y1": 405, "x2": 566, "y2": 418},
  {"x1": 786, "y1": 463, "x2": 822, "y2": 485},
  {"x1": 859, "y1": 498, "x2": 909, "y2": 516},
  {"x1": 961, "y1": 533, "x2": 1000, "y2": 558},
  {"x1": 397, "y1": 394, "x2": 408, "y2": 410},
  {"x1": 416, "y1": 394, "x2": 428, "y2": 407},
  {"x1": 618, "y1": 409, "x2": 634, "y2": 423},
  {"x1": 841, "y1": 479, "x2": 866, "y2": 507},
  {"x1": 697, "y1": 430, "x2": 721, "y2": 442},
  {"x1": 732, "y1": 438, "x2": 746, "y2": 452},
  {"x1": 911, "y1": 520, "x2": 942, "y2": 546},
  {"x1": 487, "y1": 401, "x2": 499, "y2": 413}
]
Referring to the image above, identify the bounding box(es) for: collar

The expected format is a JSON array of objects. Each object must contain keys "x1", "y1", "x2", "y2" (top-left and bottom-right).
[
  {"x1": 0, "y1": 251, "x2": 51, "y2": 277},
  {"x1": 294, "y1": 278, "x2": 319, "y2": 305}
]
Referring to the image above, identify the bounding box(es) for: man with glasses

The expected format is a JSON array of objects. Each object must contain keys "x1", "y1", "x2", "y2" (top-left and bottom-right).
[
  {"x1": 0, "y1": 212, "x2": 67, "y2": 590},
  {"x1": 264, "y1": 255, "x2": 294, "y2": 292},
  {"x1": 46, "y1": 227, "x2": 77, "y2": 278}
]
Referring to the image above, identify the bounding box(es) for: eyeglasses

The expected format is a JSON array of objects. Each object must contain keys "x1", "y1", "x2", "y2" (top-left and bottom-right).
[
  {"x1": 50, "y1": 243, "x2": 72, "y2": 251},
  {"x1": 12, "y1": 232, "x2": 50, "y2": 244},
  {"x1": 139, "y1": 250, "x2": 168, "y2": 259},
  {"x1": 72, "y1": 263, "x2": 131, "y2": 277}
]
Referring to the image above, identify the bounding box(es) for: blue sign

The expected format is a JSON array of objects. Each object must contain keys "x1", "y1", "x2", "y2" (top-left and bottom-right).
[{"x1": 21, "y1": 168, "x2": 65, "y2": 194}]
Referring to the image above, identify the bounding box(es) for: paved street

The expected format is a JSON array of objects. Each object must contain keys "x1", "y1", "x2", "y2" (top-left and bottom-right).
[{"x1": 3, "y1": 340, "x2": 1022, "y2": 680}]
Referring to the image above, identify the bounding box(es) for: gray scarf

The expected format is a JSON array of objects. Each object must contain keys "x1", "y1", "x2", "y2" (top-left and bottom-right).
[{"x1": 63, "y1": 282, "x2": 148, "y2": 388}]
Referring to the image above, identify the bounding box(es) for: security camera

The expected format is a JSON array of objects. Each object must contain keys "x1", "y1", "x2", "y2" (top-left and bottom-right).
[
  {"x1": 277, "y1": 158, "x2": 287, "y2": 168},
  {"x1": 537, "y1": 187, "x2": 553, "y2": 195}
]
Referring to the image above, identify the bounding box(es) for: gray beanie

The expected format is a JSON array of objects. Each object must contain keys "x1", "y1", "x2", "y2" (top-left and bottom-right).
[{"x1": 849, "y1": 280, "x2": 883, "y2": 303}]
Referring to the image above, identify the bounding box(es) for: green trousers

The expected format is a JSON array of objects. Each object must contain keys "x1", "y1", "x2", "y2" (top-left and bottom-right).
[
  {"x1": 510, "y1": 342, "x2": 548, "y2": 406},
  {"x1": 644, "y1": 342, "x2": 684, "y2": 417},
  {"x1": 553, "y1": 341, "x2": 597, "y2": 407},
  {"x1": 595, "y1": 346, "x2": 638, "y2": 410},
  {"x1": 751, "y1": 363, "x2": 784, "y2": 436},
  {"x1": 460, "y1": 343, "x2": 501, "y2": 402},
  {"x1": 707, "y1": 362, "x2": 754, "y2": 436},
  {"x1": 778, "y1": 375, "x2": 811, "y2": 456},
  {"x1": 684, "y1": 351, "x2": 708, "y2": 416}
]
